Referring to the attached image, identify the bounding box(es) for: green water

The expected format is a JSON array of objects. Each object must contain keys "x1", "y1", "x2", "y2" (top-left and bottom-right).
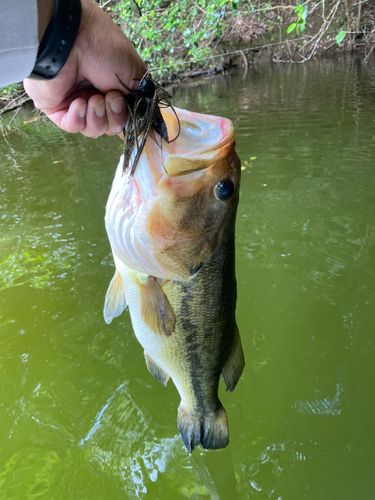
[{"x1": 1, "y1": 57, "x2": 375, "y2": 499}]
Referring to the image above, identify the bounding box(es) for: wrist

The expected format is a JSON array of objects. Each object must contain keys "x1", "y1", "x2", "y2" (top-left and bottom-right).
[
  {"x1": 31, "y1": 0, "x2": 82, "y2": 79},
  {"x1": 37, "y1": 0, "x2": 56, "y2": 42}
]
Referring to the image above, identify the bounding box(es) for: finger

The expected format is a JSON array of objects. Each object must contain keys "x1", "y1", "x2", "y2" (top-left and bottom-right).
[
  {"x1": 45, "y1": 97, "x2": 85, "y2": 133},
  {"x1": 43, "y1": 93, "x2": 127, "y2": 139},
  {"x1": 61, "y1": 98, "x2": 88, "y2": 133},
  {"x1": 80, "y1": 94, "x2": 108, "y2": 138},
  {"x1": 46, "y1": 91, "x2": 104, "y2": 133},
  {"x1": 105, "y1": 91, "x2": 127, "y2": 136}
]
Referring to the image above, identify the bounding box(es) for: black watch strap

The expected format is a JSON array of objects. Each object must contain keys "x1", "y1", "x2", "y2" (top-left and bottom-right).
[{"x1": 31, "y1": 0, "x2": 82, "y2": 80}]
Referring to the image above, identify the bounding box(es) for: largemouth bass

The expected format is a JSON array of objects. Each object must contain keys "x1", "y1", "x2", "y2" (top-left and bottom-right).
[{"x1": 104, "y1": 107, "x2": 244, "y2": 452}]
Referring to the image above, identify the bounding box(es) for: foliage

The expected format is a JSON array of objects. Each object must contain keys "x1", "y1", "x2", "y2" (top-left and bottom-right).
[
  {"x1": 107, "y1": 0, "x2": 364, "y2": 75},
  {"x1": 335, "y1": 30, "x2": 346, "y2": 44},
  {"x1": 287, "y1": 4, "x2": 308, "y2": 35},
  {"x1": 110, "y1": 0, "x2": 240, "y2": 77},
  {"x1": 0, "y1": 83, "x2": 23, "y2": 99},
  {"x1": 280, "y1": 0, "x2": 367, "y2": 63}
]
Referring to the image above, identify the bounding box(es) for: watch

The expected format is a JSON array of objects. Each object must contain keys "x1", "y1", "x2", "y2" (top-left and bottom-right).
[{"x1": 31, "y1": 0, "x2": 82, "y2": 79}]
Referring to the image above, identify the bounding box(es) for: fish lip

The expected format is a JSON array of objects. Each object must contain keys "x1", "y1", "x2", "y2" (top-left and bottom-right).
[
  {"x1": 165, "y1": 139, "x2": 235, "y2": 177},
  {"x1": 158, "y1": 108, "x2": 235, "y2": 177}
]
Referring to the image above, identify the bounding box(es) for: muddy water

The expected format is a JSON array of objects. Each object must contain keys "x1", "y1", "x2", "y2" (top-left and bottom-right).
[{"x1": 1, "y1": 57, "x2": 375, "y2": 499}]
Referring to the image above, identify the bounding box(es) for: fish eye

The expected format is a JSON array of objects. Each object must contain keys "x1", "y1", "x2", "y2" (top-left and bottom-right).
[{"x1": 214, "y1": 180, "x2": 235, "y2": 201}]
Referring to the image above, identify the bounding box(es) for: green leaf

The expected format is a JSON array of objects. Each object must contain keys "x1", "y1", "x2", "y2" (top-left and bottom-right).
[
  {"x1": 287, "y1": 23, "x2": 297, "y2": 34},
  {"x1": 295, "y1": 4, "x2": 304, "y2": 15},
  {"x1": 335, "y1": 31, "x2": 347, "y2": 44}
]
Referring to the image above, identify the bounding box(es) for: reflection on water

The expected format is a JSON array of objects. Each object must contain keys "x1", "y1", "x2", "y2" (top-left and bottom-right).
[
  {"x1": 294, "y1": 382, "x2": 342, "y2": 416},
  {"x1": 1, "y1": 57, "x2": 375, "y2": 498}
]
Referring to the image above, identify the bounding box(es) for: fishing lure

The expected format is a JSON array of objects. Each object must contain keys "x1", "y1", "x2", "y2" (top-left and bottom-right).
[{"x1": 116, "y1": 70, "x2": 180, "y2": 176}]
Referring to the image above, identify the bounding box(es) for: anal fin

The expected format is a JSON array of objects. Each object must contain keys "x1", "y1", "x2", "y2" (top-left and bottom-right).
[
  {"x1": 144, "y1": 351, "x2": 170, "y2": 387},
  {"x1": 137, "y1": 275, "x2": 176, "y2": 336},
  {"x1": 103, "y1": 270, "x2": 127, "y2": 324},
  {"x1": 222, "y1": 323, "x2": 245, "y2": 392}
]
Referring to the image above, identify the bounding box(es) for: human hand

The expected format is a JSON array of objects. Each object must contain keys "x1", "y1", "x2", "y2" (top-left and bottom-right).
[{"x1": 23, "y1": 0, "x2": 147, "y2": 138}]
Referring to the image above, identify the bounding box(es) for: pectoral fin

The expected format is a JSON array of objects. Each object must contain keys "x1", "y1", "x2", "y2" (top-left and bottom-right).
[
  {"x1": 144, "y1": 351, "x2": 170, "y2": 386},
  {"x1": 222, "y1": 323, "x2": 245, "y2": 392},
  {"x1": 103, "y1": 270, "x2": 127, "y2": 324},
  {"x1": 137, "y1": 276, "x2": 176, "y2": 336}
]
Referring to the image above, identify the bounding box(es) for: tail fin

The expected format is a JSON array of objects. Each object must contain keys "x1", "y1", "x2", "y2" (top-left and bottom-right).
[{"x1": 177, "y1": 404, "x2": 229, "y2": 452}]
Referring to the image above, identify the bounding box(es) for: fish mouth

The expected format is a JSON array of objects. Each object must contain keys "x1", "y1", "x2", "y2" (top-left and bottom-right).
[{"x1": 159, "y1": 107, "x2": 235, "y2": 177}]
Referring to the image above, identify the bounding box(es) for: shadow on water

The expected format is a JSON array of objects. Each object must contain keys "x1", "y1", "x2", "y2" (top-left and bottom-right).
[{"x1": 1, "y1": 56, "x2": 375, "y2": 499}]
